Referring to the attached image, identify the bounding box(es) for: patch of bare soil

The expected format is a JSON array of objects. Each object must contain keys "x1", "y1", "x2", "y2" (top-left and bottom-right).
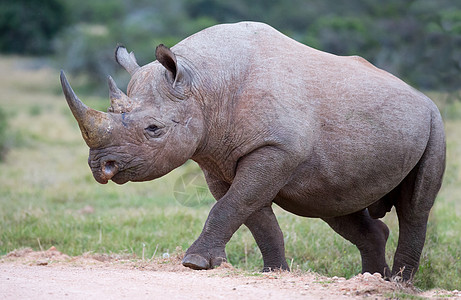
[{"x1": 1, "y1": 247, "x2": 459, "y2": 299}]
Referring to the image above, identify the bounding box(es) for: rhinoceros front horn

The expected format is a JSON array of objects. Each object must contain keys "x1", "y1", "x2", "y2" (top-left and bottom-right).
[{"x1": 60, "y1": 71, "x2": 113, "y2": 149}]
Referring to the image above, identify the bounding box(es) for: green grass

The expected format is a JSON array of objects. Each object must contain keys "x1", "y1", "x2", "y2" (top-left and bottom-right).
[
  {"x1": 383, "y1": 292, "x2": 428, "y2": 300},
  {"x1": 0, "y1": 56, "x2": 460, "y2": 291}
]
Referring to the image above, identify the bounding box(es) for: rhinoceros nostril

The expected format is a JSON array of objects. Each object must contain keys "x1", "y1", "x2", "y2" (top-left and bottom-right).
[{"x1": 102, "y1": 160, "x2": 118, "y2": 179}]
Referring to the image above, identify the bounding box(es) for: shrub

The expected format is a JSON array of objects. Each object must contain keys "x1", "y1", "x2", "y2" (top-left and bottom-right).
[
  {"x1": 0, "y1": 107, "x2": 7, "y2": 160},
  {"x1": 0, "y1": 0, "x2": 67, "y2": 55}
]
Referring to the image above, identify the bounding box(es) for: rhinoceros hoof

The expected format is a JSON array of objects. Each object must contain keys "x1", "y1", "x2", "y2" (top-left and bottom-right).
[
  {"x1": 182, "y1": 254, "x2": 210, "y2": 270},
  {"x1": 262, "y1": 265, "x2": 289, "y2": 272},
  {"x1": 182, "y1": 253, "x2": 226, "y2": 270}
]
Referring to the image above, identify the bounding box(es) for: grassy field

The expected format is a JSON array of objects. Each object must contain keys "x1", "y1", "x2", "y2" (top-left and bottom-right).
[{"x1": 0, "y1": 56, "x2": 460, "y2": 290}]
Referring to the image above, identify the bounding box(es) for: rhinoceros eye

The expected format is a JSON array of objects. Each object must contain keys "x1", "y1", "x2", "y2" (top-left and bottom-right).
[
  {"x1": 144, "y1": 124, "x2": 164, "y2": 138},
  {"x1": 146, "y1": 124, "x2": 159, "y2": 132}
]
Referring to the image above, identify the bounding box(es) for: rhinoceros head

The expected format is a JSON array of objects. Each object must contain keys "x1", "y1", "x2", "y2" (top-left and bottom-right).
[{"x1": 61, "y1": 45, "x2": 204, "y2": 184}]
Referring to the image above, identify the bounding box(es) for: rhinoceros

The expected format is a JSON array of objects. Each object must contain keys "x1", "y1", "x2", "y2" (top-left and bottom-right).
[{"x1": 60, "y1": 21, "x2": 445, "y2": 281}]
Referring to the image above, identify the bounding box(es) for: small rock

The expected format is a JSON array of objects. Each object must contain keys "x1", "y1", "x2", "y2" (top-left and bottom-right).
[{"x1": 36, "y1": 260, "x2": 48, "y2": 266}]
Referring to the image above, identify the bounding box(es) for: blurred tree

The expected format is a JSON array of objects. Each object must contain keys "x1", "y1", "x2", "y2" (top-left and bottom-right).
[
  {"x1": 54, "y1": 0, "x2": 220, "y2": 91},
  {"x1": 0, "y1": 0, "x2": 67, "y2": 54},
  {"x1": 3, "y1": 0, "x2": 458, "y2": 91},
  {"x1": 62, "y1": 0, "x2": 124, "y2": 24},
  {"x1": 306, "y1": 16, "x2": 377, "y2": 56}
]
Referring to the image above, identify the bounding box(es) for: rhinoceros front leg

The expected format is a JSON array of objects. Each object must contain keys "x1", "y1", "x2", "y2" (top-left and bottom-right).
[
  {"x1": 182, "y1": 205, "x2": 289, "y2": 271},
  {"x1": 245, "y1": 206, "x2": 289, "y2": 271},
  {"x1": 183, "y1": 147, "x2": 296, "y2": 270},
  {"x1": 196, "y1": 170, "x2": 289, "y2": 271}
]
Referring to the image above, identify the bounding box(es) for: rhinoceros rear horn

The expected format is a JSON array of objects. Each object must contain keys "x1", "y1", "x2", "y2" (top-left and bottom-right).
[
  {"x1": 60, "y1": 71, "x2": 113, "y2": 149},
  {"x1": 108, "y1": 76, "x2": 133, "y2": 113},
  {"x1": 115, "y1": 45, "x2": 140, "y2": 75}
]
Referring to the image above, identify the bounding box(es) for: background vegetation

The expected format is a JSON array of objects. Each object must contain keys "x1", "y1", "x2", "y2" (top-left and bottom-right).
[
  {"x1": 0, "y1": 0, "x2": 460, "y2": 292},
  {"x1": 1, "y1": 0, "x2": 460, "y2": 91}
]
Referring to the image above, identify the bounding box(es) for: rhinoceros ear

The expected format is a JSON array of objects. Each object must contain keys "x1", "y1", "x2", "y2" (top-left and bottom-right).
[
  {"x1": 155, "y1": 44, "x2": 181, "y2": 88},
  {"x1": 115, "y1": 45, "x2": 140, "y2": 75}
]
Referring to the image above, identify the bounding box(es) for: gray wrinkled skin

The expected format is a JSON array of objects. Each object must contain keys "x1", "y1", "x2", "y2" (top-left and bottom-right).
[{"x1": 61, "y1": 22, "x2": 446, "y2": 281}]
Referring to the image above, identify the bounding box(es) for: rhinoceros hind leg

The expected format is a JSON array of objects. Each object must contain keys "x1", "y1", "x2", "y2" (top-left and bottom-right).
[
  {"x1": 392, "y1": 166, "x2": 435, "y2": 281},
  {"x1": 323, "y1": 209, "x2": 391, "y2": 278},
  {"x1": 392, "y1": 115, "x2": 445, "y2": 281}
]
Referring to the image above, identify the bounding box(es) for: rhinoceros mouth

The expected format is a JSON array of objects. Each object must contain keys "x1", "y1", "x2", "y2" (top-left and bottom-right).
[
  {"x1": 92, "y1": 169, "x2": 129, "y2": 185},
  {"x1": 110, "y1": 173, "x2": 130, "y2": 185},
  {"x1": 102, "y1": 160, "x2": 118, "y2": 177},
  {"x1": 90, "y1": 159, "x2": 121, "y2": 184}
]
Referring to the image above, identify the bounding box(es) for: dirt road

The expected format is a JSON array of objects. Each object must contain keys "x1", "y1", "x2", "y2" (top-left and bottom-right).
[
  {"x1": 3, "y1": 263, "x2": 363, "y2": 300},
  {"x1": 1, "y1": 248, "x2": 459, "y2": 299}
]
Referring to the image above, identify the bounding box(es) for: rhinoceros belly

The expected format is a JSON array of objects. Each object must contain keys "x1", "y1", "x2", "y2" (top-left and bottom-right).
[
  {"x1": 274, "y1": 164, "x2": 402, "y2": 218},
  {"x1": 274, "y1": 121, "x2": 429, "y2": 218}
]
